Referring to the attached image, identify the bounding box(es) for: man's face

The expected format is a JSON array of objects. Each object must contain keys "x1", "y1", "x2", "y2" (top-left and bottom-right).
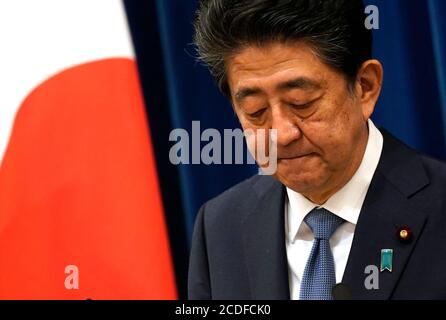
[{"x1": 226, "y1": 42, "x2": 371, "y2": 202}]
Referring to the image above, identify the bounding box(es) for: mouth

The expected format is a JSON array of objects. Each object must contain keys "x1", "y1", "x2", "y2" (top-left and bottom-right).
[{"x1": 278, "y1": 153, "x2": 315, "y2": 161}]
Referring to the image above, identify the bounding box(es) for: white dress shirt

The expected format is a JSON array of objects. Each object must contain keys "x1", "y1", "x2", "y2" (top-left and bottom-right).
[{"x1": 285, "y1": 119, "x2": 383, "y2": 299}]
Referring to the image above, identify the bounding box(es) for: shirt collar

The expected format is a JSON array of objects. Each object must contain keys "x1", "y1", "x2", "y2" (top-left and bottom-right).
[{"x1": 286, "y1": 119, "x2": 383, "y2": 243}]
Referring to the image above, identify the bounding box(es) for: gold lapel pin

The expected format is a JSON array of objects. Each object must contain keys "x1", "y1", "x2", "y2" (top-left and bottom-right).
[{"x1": 396, "y1": 226, "x2": 412, "y2": 243}]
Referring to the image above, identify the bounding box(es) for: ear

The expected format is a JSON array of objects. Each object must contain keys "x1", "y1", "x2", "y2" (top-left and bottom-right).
[{"x1": 354, "y1": 59, "x2": 383, "y2": 120}]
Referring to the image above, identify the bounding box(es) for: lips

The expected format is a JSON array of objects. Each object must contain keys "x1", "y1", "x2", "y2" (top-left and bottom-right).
[{"x1": 278, "y1": 152, "x2": 314, "y2": 160}]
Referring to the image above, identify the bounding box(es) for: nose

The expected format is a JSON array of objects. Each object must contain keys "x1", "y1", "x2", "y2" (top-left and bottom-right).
[{"x1": 271, "y1": 105, "x2": 302, "y2": 147}]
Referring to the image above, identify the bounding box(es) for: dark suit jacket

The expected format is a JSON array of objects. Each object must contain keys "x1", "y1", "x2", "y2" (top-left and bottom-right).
[{"x1": 188, "y1": 129, "x2": 446, "y2": 299}]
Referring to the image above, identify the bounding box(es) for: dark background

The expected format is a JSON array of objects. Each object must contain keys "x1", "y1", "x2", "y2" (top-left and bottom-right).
[{"x1": 123, "y1": 0, "x2": 446, "y2": 298}]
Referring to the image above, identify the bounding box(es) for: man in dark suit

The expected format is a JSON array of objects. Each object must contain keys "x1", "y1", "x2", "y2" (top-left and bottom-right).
[{"x1": 188, "y1": 0, "x2": 446, "y2": 299}]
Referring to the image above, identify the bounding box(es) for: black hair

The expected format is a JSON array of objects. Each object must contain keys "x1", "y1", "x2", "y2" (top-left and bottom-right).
[{"x1": 194, "y1": 0, "x2": 372, "y2": 97}]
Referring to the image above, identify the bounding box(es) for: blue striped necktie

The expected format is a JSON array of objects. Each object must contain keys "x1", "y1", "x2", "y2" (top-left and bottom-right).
[{"x1": 299, "y1": 208, "x2": 345, "y2": 300}]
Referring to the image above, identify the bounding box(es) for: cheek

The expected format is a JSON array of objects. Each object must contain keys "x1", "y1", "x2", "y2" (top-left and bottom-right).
[
  {"x1": 238, "y1": 122, "x2": 274, "y2": 162},
  {"x1": 301, "y1": 108, "x2": 357, "y2": 166},
  {"x1": 324, "y1": 113, "x2": 363, "y2": 168}
]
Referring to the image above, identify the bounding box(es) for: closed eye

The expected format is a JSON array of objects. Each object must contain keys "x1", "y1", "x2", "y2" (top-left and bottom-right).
[
  {"x1": 290, "y1": 95, "x2": 323, "y2": 110},
  {"x1": 247, "y1": 108, "x2": 267, "y2": 118},
  {"x1": 290, "y1": 101, "x2": 312, "y2": 109}
]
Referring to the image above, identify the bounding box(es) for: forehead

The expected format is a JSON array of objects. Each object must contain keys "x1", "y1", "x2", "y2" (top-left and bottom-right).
[{"x1": 226, "y1": 42, "x2": 335, "y2": 95}]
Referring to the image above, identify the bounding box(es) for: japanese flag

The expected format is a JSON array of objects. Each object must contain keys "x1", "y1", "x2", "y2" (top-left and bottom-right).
[{"x1": 0, "y1": 0, "x2": 177, "y2": 299}]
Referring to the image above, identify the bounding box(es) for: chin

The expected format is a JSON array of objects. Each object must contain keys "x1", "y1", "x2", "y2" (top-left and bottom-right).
[{"x1": 274, "y1": 168, "x2": 327, "y2": 194}]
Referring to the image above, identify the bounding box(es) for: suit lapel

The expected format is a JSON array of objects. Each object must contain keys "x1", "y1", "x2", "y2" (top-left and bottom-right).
[
  {"x1": 242, "y1": 176, "x2": 290, "y2": 299},
  {"x1": 342, "y1": 130, "x2": 430, "y2": 299}
]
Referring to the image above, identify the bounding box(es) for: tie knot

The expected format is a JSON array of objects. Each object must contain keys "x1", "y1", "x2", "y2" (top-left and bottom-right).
[{"x1": 304, "y1": 208, "x2": 345, "y2": 240}]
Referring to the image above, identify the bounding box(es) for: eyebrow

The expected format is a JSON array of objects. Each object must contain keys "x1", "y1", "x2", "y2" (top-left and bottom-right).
[{"x1": 234, "y1": 77, "x2": 322, "y2": 103}]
